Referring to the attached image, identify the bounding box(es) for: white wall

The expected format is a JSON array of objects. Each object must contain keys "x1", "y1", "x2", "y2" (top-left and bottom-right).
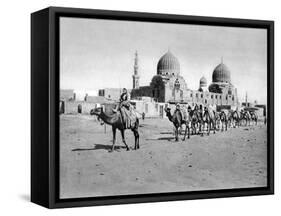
[{"x1": 0, "y1": 0, "x2": 279, "y2": 215}]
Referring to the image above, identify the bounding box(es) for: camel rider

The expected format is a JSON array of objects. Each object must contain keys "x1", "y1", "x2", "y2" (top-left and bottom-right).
[
  {"x1": 113, "y1": 88, "x2": 136, "y2": 129},
  {"x1": 199, "y1": 104, "x2": 204, "y2": 112},
  {"x1": 113, "y1": 88, "x2": 130, "y2": 113},
  {"x1": 187, "y1": 105, "x2": 192, "y2": 113},
  {"x1": 199, "y1": 104, "x2": 204, "y2": 118},
  {"x1": 120, "y1": 88, "x2": 129, "y2": 105},
  {"x1": 174, "y1": 103, "x2": 185, "y2": 121}
]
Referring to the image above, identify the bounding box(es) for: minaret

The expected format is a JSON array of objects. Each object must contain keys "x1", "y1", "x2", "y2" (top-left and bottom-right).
[{"x1": 132, "y1": 51, "x2": 140, "y2": 89}]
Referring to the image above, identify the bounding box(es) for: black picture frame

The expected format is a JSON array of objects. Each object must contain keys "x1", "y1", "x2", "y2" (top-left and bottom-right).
[{"x1": 31, "y1": 6, "x2": 274, "y2": 209}]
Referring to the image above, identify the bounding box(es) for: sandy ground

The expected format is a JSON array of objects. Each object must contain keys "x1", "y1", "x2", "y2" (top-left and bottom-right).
[{"x1": 60, "y1": 115, "x2": 267, "y2": 199}]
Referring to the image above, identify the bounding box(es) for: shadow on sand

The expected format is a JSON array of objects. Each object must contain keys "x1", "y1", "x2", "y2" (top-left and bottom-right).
[
  {"x1": 160, "y1": 131, "x2": 174, "y2": 135},
  {"x1": 72, "y1": 144, "x2": 127, "y2": 152},
  {"x1": 146, "y1": 136, "x2": 175, "y2": 142}
]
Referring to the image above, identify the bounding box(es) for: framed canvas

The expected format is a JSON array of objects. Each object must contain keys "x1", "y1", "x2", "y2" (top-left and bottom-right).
[{"x1": 31, "y1": 7, "x2": 274, "y2": 208}]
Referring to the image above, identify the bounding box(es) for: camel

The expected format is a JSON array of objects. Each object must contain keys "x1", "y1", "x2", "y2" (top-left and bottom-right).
[
  {"x1": 214, "y1": 111, "x2": 221, "y2": 131},
  {"x1": 226, "y1": 110, "x2": 234, "y2": 128},
  {"x1": 240, "y1": 110, "x2": 251, "y2": 126},
  {"x1": 164, "y1": 107, "x2": 191, "y2": 141},
  {"x1": 90, "y1": 105, "x2": 139, "y2": 152},
  {"x1": 189, "y1": 108, "x2": 203, "y2": 136},
  {"x1": 232, "y1": 110, "x2": 241, "y2": 128},
  {"x1": 219, "y1": 110, "x2": 228, "y2": 131},
  {"x1": 202, "y1": 107, "x2": 217, "y2": 136},
  {"x1": 249, "y1": 111, "x2": 258, "y2": 125}
]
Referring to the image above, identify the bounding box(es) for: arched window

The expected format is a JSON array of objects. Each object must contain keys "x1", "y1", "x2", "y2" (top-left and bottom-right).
[{"x1": 174, "y1": 79, "x2": 180, "y2": 90}]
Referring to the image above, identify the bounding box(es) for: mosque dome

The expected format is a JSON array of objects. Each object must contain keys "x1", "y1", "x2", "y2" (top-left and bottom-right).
[
  {"x1": 157, "y1": 50, "x2": 180, "y2": 76},
  {"x1": 212, "y1": 63, "x2": 231, "y2": 83},
  {"x1": 199, "y1": 76, "x2": 207, "y2": 87}
]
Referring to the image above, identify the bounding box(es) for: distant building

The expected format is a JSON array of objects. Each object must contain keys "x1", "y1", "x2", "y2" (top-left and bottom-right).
[
  {"x1": 60, "y1": 50, "x2": 242, "y2": 116},
  {"x1": 255, "y1": 104, "x2": 267, "y2": 116},
  {"x1": 60, "y1": 90, "x2": 114, "y2": 115},
  {"x1": 85, "y1": 95, "x2": 112, "y2": 104},
  {"x1": 60, "y1": 89, "x2": 75, "y2": 101},
  {"x1": 198, "y1": 76, "x2": 208, "y2": 92},
  {"x1": 131, "y1": 50, "x2": 239, "y2": 108},
  {"x1": 131, "y1": 98, "x2": 167, "y2": 118},
  {"x1": 98, "y1": 88, "x2": 130, "y2": 101}
]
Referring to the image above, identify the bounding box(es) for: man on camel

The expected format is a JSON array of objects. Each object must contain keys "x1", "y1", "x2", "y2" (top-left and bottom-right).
[
  {"x1": 113, "y1": 88, "x2": 136, "y2": 129},
  {"x1": 174, "y1": 103, "x2": 189, "y2": 122}
]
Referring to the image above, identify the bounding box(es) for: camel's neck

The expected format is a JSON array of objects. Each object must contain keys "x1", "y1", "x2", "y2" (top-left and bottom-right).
[
  {"x1": 166, "y1": 111, "x2": 174, "y2": 122},
  {"x1": 97, "y1": 111, "x2": 118, "y2": 125},
  {"x1": 167, "y1": 110, "x2": 182, "y2": 125}
]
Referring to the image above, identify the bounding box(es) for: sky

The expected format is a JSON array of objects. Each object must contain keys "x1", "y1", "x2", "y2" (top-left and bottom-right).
[{"x1": 60, "y1": 17, "x2": 267, "y2": 104}]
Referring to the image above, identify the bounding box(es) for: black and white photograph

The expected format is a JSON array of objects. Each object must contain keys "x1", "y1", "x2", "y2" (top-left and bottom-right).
[{"x1": 59, "y1": 16, "x2": 269, "y2": 199}]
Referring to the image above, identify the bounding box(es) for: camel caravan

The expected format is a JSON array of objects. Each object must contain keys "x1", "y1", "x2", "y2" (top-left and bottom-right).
[
  {"x1": 89, "y1": 88, "x2": 262, "y2": 152},
  {"x1": 164, "y1": 103, "x2": 260, "y2": 142}
]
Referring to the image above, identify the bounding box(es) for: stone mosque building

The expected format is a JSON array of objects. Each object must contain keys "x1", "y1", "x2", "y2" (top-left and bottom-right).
[
  {"x1": 131, "y1": 50, "x2": 239, "y2": 108},
  {"x1": 60, "y1": 50, "x2": 239, "y2": 116}
]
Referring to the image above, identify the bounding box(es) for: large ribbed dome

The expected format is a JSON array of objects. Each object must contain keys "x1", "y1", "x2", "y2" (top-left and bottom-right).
[
  {"x1": 157, "y1": 50, "x2": 180, "y2": 76},
  {"x1": 212, "y1": 63, "x2": 231, "y2": 83}
]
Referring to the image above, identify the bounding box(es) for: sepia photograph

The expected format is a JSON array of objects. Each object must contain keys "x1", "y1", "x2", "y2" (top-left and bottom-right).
[{"x1": 59, "y1": 16, "x2": 268, "y2": 199}]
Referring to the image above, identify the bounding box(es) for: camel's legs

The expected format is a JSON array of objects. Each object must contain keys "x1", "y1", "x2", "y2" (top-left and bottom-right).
[
  {"x1": 133, "y1": 130, "x2": 137, "y2": 149},
  {"x1": 137, "y1": 130, "x2": 140, "y2": 149},
  {"x1": 136, "y1": 130, "x2": 140, "y2": 149},
  {"x1": 120, "y1": 129, "x2": 129, "y2": 151},
  {"x1": 200, "y1": 122, "x2": 204, "y2": 136},
  {"x1": 133, "y1": 129, "x2": 140, "y2": 150},
  {"x1": 183, "y1": 124, "x2": 187, "y2": 141},
  {"x1": 111, "y1": 127, "x2": 117, "y2": 152},
  {"x1": 175, "y1": 127, "x2": 179, "y2": 141}
]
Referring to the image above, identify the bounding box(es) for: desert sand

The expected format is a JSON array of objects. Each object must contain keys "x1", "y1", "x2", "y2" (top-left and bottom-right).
[{"x1": 60, "y1": 115, "x2": 267, "y2": 199}]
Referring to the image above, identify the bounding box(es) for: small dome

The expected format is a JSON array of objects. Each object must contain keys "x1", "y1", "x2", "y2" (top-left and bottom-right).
[
  {"x1": 212, "y1": 63, "x2": 231, "y2": 83},
  {"x1": 199, "y1": 76, "x2": 207, "y2": 87},
  {"x1": 157, "y1": 50, "x2": 180, "y2": 76}
]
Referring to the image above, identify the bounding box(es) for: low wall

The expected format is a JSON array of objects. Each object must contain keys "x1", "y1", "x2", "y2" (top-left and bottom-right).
[{"x1": 62, "y1": 101, "x2": 97, "y2": 115}]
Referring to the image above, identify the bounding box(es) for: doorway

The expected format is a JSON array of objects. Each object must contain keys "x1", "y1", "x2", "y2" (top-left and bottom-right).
[{"x1": 78, "y1": 104, "x2": 82, "y2": 114}]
